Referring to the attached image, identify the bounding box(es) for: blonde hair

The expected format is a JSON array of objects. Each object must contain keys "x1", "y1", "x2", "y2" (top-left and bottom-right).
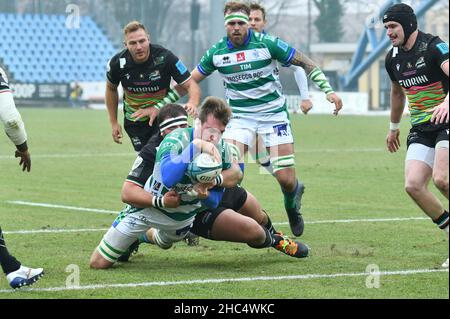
[{"x1": 123, "y1": 21, "x2": 148, "y2": 39}]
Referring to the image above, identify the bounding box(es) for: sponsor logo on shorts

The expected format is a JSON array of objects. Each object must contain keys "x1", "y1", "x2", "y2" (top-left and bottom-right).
[{"x1": 273, "y1": 124, "x2": 289, "y2": 137}]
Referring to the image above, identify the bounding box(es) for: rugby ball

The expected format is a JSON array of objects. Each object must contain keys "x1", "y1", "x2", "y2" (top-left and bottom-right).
[{"x1": 187, "y1": 153, "x2": 222, "y2": 184}]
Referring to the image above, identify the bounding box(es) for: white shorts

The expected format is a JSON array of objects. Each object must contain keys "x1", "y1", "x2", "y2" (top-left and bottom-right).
[
  {"x1": 222, "y1": 112, "x2": 293, "y2": 148},
  {"x1": 97, "y1": 206, "x2": 195, "y2": 262},
  {"x1": 405, "y1": 142, "x2": 449, "y2": 169}
]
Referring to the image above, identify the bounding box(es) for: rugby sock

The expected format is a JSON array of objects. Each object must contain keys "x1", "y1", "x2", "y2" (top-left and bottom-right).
[
  {"x1": 0, "y1": 227, "x2": 21, "y2": 275},
  {"x1": 262, "y1": 211, "x2": 276, "y2": 235},
  {"x1": 433, "y1": 211, "x2": 449, "y2": 234},
  {"x1": 248, "y1": 227, "x2": 274, "y2": 249},
  {"x1": 282, "y1": 180, "x2": 300, "y2": 210}
]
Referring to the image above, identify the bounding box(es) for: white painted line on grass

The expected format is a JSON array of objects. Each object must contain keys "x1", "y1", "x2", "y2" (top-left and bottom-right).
[
  {"x1": 0, "y1": 268, "x2": 447, "y2": 293},
  {"x1": 0, "y1": 148, "x2": 387, "y2": 160},
  {"x1": 7, "y1": 201, "x2": 430, "y2": 226},
  {"x1": 7, "y1": 201, "x2": 117, "y2": 215},
  {"x1": 0, "y1": 153, "x2": 135, "y2": 160},
  {"x1": 296, "y1": 148, "x2": 384, "y2": 153},
  {"x1": 273, "y1": 217, "x2": 429, "y2": 226},
  {"x1": 3, "y1": 228, "x2": 108, "y2": 235}
]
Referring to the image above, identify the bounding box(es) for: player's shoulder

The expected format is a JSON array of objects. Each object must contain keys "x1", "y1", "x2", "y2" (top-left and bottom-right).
[
  {"x1": 425, "y1": 33, "x2": 448, "y2": 52},
  {"x1": 207, "y1": 37, "x2": 229, "y2": 54},
  {"x1": 151, "y1": 44, "x2": 173, "y2": 56},
  {"x1": 165, "y1": 127, "x2": 193, "y2": 142},
  {"x1": 108, "y1": 49, "x2": 129, "y2": 69},
  {"x1": 140, "y1": 134, "x2": 163, "y2": 161}
]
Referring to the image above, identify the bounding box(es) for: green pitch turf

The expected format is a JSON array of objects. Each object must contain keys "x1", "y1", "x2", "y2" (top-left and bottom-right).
[{"x1": 0, "y1": 108, "x2": 448, "y2": 299}]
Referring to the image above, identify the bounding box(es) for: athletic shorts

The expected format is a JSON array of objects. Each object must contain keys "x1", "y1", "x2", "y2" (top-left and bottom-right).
[
  {"x1": 222, "y1": 112, "x2": 293, "y2": 148},
  {"x1": 97, "y1": 206, "x2": 194, "y2": 262},
  {"x1": 190, "y1": 186, "x2": 248, "y2": 239},
  {"x1": 406, "y1": 122, "x2": 449, "y2": 168},
  {"x1": 124, "y1": 119, "x2": 160, "y2": 152}
]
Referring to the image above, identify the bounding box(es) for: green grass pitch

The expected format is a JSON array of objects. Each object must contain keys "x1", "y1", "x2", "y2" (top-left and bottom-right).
[{"x1": 0, "y1": 108, "x2": 448, "y2": 299}]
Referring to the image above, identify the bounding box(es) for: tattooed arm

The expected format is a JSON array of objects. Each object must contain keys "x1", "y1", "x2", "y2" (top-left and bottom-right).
[{"x1": 290, "y1": 51, "x2": 343, "y2": 116}]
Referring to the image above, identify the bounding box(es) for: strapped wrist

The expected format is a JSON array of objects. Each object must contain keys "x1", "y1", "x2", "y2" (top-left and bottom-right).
[
  {"x1": 152, "y1": 196, "x2": 165, "y2": 209},
  {"x1": 390, "y1": 122, "x2": 400, "y2": 131},
  {"x1": 214, "y1": 174, "x2": 224, "y2": 187}
]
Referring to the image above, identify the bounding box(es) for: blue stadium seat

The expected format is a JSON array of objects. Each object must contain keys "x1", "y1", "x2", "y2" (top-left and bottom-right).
[{"x1": 1, "y1": 13, "x2": 116, "y2": 83}]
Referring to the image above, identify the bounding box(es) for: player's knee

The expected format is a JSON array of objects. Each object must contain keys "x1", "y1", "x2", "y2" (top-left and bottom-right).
[
  {"x1": 89, "y1": 251, "x2": 113, "y2": 269},
  {"x1": 433, "y1": 175, "x2": 449, "y2": 193},
  {"x1": 275, "y1": 169, "x2": 296, "y2": 189},
  {"x1": 404, "y1": 181, "x2": 423, "y2": 197}
]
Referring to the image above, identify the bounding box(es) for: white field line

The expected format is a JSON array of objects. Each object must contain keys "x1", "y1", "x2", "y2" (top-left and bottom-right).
[
  {"x1": 295, "y1": 148, "x2": 385, "y2": 153},
  {"x1": 6, "y1": 201, "x2": 429, "y2": 227},
  {"x1": 0, "y1": 148, "x2": 385, "y2": 160},
  {"x1": 0, "y1": 268, "x2": 447, "y2": 293},
  {"x1": 3, "y1": 228, "x2": 108, "y2": 235},
  {"x1": 6, "y1": 201, "x2": 117, "y2": 215},
  {"x1": 0, "y1": 153, "x2": 135, "y2": 160},
  {"x1": 273, "y1": 217, "x2": 429, "y2": 226}
]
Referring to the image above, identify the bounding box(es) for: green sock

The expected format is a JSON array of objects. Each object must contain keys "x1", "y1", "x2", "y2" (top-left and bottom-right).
[{"x1": 283, "y1": 181, "x2": 299, "y2": 210}]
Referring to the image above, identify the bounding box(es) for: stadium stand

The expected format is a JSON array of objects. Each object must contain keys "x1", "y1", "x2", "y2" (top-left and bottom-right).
[{"x1": 0, "y1": 13, "x2": 116, "y2": 83}]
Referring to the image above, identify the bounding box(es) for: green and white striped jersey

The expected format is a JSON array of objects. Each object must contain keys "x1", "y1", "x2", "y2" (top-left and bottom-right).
[
  {"x1": 197, "y1": 30, "x2": 296, "y2": 114},
  {"x1": 143, "y1": 127, "x2": 233, "y2": 221}
]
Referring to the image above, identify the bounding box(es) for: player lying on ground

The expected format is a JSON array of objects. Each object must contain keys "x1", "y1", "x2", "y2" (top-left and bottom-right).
[{"x1": 90, "y1": 100, "x2": 309, "y2": 269}]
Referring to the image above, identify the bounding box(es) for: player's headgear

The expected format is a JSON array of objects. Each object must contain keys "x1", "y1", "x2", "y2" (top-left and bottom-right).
[{"x1": 383, "y1": 3, "x2": 418, "y2": 45}]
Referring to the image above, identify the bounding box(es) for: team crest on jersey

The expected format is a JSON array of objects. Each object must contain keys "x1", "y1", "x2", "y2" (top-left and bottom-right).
[
  {"x1": 407, "y1": 62, "x2": 413, "y2": 69},
  {"x1": 155, "y1": 56, "x2": 165, "y2": 65},
  {"x1": 415, "y1": 57, "x2": 426, "y2": 69},
  {"x1": 418, "y1": 41, "x2": 428, "y2": 53},
  {"x1": 237, "y1": 52, "x2": 246, "y2": 62},
  {"x1": 149, "y1": 70, "x2": 161, "y2": 81}
]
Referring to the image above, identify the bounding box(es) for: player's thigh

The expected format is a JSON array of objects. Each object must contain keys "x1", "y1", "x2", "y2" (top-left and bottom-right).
[
  {"x1": 210, "y1": 209, "x2": 264, "y2": 243},
  {"x1": 237, "y1": 191, "x2": 265, "y2": 225},
  {"x1": 405, "y1": 144, "x2": 434, "y2": 188}
]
